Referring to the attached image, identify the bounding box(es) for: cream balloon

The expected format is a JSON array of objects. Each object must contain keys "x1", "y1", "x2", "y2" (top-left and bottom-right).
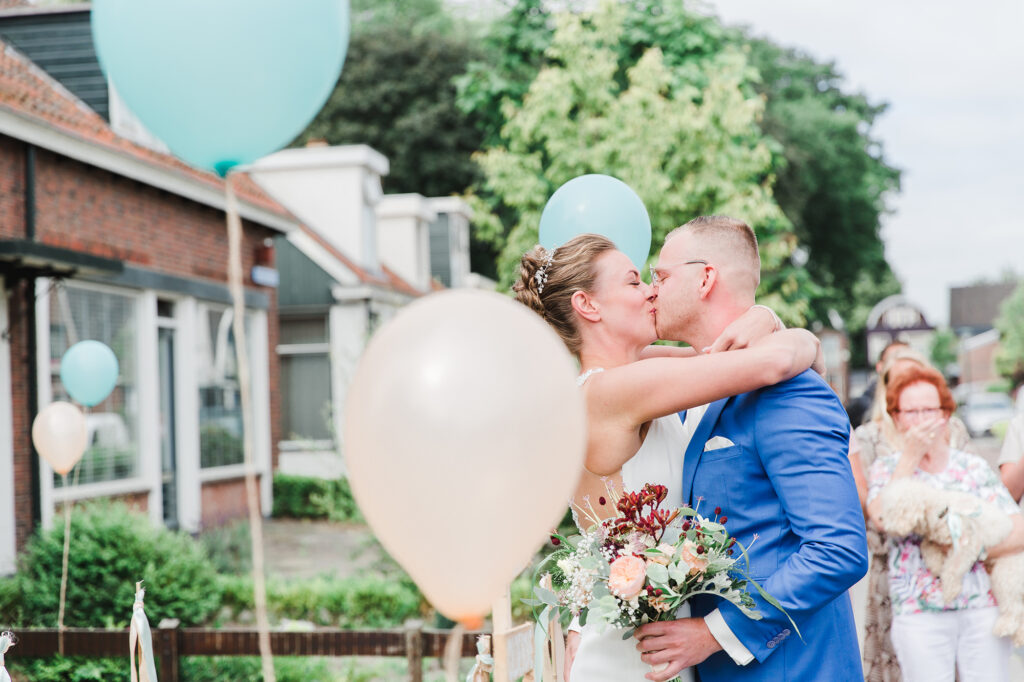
[
  {"x1": 32, "y1": 401, "x2": 88, "y2": 476},
  {"x1": 344, "y1": 289, "x2": 586, "y2": 627}
]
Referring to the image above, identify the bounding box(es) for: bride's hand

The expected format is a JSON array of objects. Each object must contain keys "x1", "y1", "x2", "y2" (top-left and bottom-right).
[{"x1": 704, "y1": 304, "x2": 781, "y2": 353}]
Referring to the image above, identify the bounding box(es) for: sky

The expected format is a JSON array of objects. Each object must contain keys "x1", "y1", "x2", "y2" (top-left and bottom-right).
[{"x1": 706, "y1": 0, "x2": 1024, "y2": 326}]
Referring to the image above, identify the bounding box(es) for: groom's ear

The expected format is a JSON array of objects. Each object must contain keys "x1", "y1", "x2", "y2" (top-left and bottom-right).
[
  {"x1": 571, "y1": 290, "x2": 601, "y2": 322},
  {"x1": 697, "y1": 265, "x2": 718, "y2": 300}
]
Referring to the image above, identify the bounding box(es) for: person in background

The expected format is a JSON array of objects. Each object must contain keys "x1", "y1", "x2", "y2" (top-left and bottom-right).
[
  {"x1": 1000, "y1": 412, "x2": 1024, "y2": 504},
  {"x1": 867, "y1": 363, "x2": 1024, "y2": 681},
  {"x1": 846, "y1": 340, "x2": 909, "y2": 428},
  {"x1": 849, "y1": 348, "x2": 971, "y2": 682}
]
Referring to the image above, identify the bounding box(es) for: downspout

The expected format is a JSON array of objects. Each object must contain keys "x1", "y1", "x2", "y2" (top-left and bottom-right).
[{"x1": 25, "y1": 143, "x2": 41, "y2": 527}]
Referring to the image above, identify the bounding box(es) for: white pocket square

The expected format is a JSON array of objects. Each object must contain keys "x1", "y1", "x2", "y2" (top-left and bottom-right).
[{"x1": 704, "y1": 436, "x2": 735, "y2": 451}]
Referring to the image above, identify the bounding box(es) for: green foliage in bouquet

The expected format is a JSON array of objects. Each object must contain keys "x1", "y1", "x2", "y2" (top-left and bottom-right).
[{"x1": 527, "y1": 484, "x2": 799, "y2": 640}]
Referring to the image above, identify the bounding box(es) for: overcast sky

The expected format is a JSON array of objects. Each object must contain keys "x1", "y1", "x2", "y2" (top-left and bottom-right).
[{"x1": 706, "y1": 0, "x2": 1024, "y2": 326}]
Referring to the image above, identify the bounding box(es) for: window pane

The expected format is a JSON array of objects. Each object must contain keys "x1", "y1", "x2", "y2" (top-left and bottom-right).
[
  {"x1": 50, "y1": 285, "x2": 138, "y2": 485},
  {"x1": 280, "y1": 316, "x2": 328, "y2": 345},
  {"x1": 197, "y1": 305, "x2": 251, "y2": 468},
  {"x1": 280, "y1": 354, "x2": 331, "y2": 441}
]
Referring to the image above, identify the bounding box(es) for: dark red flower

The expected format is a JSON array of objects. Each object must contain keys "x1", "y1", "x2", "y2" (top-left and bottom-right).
[
  {"x1": 720, "y1": 516, "x2": 728, "y2": 524},
  {"x1": 696, "y1": 545, "x2": 705, "y2": 555},
  {"x1": 599, "y1": 496, "x2": 606, "y2": 506},
  {"x1": 727, "y1": 549, "x2": 734, "y2": 556},
  {"x1": 715, "y1": 507, "x2": 722, "y2": 516},
  {"x1": 550, "y1": 536, "x2": 561, "y2": 546}
]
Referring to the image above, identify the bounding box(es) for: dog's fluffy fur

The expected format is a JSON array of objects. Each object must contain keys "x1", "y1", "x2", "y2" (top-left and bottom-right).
[{"x1": 879, "y1": 477, "x2": 1024, "y2": 646}]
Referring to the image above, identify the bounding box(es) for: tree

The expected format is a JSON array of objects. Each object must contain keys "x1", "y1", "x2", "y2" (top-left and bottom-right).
[
  {"x1": 930, "y1": 328, "x2": 959, "y2": 376},
  {"x1": 995, "y1": 281, "x2": 1024, "y2": 390},
  {"x1": 745, "y1": 39, "x2": 902, "y2": 345},
  {"x1": 296, "y1": 15, "x2": 485, "y2": 199},
  {"x1": 471, "y1": 1, "x2": 811, "y2": 321}
]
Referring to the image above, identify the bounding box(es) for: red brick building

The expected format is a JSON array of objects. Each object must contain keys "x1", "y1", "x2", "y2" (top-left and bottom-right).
[{"x1": 0, "y1": 39, "x2": 300, "y2": 573}]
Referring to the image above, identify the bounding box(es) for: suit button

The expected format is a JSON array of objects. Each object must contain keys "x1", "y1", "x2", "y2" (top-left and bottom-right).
[
  {"x1": 783, "y1": 629, "x2": 791, "y2": 636},
  {"x1": 767, "y1": 641, "x2": 775, "y2": 649}
]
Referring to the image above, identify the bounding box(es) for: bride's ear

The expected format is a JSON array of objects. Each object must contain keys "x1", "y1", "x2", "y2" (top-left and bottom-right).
[{"x1": 571, "y1": 290, "x2": 601, "y2": 322}]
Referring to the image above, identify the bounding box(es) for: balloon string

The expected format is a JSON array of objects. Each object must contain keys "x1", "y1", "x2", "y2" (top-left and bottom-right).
[
  {"x1": 225, "y1": 175, "x2": 275, "y2": 682},
  {"x1": 57, "y1": 473, "x2": 70, "y2": 655},
  {"x1": 444, "y1": 623, "x2": 465, "y2": 682}
]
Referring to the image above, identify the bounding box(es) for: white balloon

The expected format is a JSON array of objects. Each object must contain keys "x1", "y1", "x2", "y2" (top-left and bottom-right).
[
  {"x1": 32, "y1": 402, "x2": 88, "y2": 476},
  {"x1": 345, "y1": 290, "x2": 586, "y2": 626}
]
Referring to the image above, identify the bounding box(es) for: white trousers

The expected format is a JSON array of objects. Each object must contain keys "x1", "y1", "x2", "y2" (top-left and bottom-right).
[{"x1": 891, "y1": 606, "x2": 1011, "y2": 682}]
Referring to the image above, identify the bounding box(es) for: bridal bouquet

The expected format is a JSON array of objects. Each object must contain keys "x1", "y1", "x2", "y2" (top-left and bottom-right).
[{"x1": 528, "y1": 483, "x2": 794, "y2": 635}]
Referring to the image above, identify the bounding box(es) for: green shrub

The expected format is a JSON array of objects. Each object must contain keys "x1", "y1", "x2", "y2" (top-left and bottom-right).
[
  {"x1": 197, "y1": 520, "x2": 252, "y2": 574},
  {"x1": 16, "y1": 501, "x2": 221, "y2": 628},
  {"x1": 272, "y1": 474, "x2": 362, "y2": 522},
  {"x1": 180, "y1": 656, "x2": 333, "y2": 682},
  {"x1": 8, "y1": 656, "x2": 127, "y2": 682},
  {"x1": 0, "y1": 575, "x2": 21, "y2": 626},
  {"x1": 217, "y1": 573, "x2": 423, "y2": 628}
]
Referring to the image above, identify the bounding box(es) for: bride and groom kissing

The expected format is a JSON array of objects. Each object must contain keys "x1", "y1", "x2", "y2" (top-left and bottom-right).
[{"x1": 513, "y1": 215, "x2": 869, "y2": 681}]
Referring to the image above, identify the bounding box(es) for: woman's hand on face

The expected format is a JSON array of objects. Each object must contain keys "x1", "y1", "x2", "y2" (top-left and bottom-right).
[
  {"x1": 704, "y1": 304, "x2": 780, "y2": 353},
  {"x1": 896, "y1": 417, "x2": 945, "y2": 474}
]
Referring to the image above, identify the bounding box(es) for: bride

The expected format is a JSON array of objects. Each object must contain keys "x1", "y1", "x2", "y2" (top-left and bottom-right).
[{"x1": 513, "y1": 234, "x2": 820, "y2": 681}]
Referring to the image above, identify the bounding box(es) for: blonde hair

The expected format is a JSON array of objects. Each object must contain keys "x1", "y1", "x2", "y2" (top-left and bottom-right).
[
  {"x1": 868, "y1": 347, "x2": 931, "y2": 442},
  {"x1": 512, "y1": 234, "x2": 617, "y2": 356}
]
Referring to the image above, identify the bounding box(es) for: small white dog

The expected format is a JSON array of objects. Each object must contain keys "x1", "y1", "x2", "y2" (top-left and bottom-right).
[{"x1": 880, "y1": 477, "x2": 1024, "y2": 646}]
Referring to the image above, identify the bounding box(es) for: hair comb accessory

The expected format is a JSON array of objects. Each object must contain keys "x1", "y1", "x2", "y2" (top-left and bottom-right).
[{"x1": 535, "y1": 248, "x2": 555, "y2": 294}]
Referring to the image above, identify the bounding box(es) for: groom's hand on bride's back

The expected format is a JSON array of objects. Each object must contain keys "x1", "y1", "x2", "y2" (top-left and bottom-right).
[{"x1": 634, "y1": 618, "x2": 722, "y2": 682}]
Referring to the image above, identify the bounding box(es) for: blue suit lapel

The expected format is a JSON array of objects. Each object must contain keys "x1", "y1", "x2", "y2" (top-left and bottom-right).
[{"x1": 681, "y1": 398, "x2": 729, "y2": 506}]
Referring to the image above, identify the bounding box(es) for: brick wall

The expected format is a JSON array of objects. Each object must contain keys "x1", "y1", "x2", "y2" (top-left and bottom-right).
[
  {"x1": 200, "y1": 477, "x2": 261, "y2": 529},
  {"x1": 3, "y1": 136, "x2": 282, "y2": 548}
]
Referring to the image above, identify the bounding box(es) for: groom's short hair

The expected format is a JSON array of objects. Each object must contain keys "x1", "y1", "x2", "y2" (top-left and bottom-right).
[{"x1": 667, "y1": 216, "x2": 760, "y2": 288}]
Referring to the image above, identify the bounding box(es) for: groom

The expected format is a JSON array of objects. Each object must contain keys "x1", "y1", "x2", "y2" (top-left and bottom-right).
[{"x1": 636, "y1": 216, "x2": 868, "y2": 681}]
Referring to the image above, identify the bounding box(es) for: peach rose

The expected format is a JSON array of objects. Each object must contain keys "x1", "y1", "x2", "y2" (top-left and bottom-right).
[
  {"x1": 607, "y1": 555, "x2": 647, "y2": 601},
  {"x1": 679, "y1": 540, "x2": 708, "y2": 576},
  {"x1": 646, "y1": 543, "x2": 677, "y2": 566}
]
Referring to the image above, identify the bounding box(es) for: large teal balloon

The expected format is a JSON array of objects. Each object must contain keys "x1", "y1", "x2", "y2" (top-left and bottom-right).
[
  {"x1": 539, "y1": 175, "x2": 652, "y2": 268},
  {"x1": 60, "y1": 341, "x2": 120, "y2": 408},
  {"x1": 92, "y1": 0, "x2": 349, "y2": 176}
]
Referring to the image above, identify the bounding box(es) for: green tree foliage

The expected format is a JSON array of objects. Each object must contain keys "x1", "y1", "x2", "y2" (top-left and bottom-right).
[
  {"x1": 296, "y1": 21, "x2": 485, "y2": 199},
  {"x1": 995, "y1": 280, "x2": 1024, "y2": 389},
  {"x1": 746, "y1": 39, "x2": 901, "y2": 336},
  {"x1": 930, "y1": 327, "x2": 960, "y2": 375},
  {"x1": 470, "y1": 1, "x2": 810, "y2": 321}
]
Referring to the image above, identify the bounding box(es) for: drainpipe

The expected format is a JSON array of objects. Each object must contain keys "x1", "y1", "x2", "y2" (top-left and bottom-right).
[{"x1": 25, "y1": 143, "x2": 41, "y2": 527}]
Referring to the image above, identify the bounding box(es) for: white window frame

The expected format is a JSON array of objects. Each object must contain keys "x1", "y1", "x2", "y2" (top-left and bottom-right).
[
  {"x1": 0, "y1": 276, "x2": 16, "y2": 574},
  {"x1": 37, "y1": 279, "x2": 152, "y2": 528},
  {"x1": 277, "y1": 330, "x2": 333, "y2": 451}
]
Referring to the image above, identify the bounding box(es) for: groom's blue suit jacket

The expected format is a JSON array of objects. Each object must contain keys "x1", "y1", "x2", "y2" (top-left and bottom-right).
[{"x1": 681, "y1": 369, "x2": 868, "y2": 682}]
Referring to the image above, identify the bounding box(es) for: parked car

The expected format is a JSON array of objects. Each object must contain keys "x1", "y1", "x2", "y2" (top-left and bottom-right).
[{"x1": 959, "y1": 392, "x2": 1016, "y2": 438}]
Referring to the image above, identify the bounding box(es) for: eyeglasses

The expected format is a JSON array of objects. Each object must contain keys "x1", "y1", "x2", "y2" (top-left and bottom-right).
[
  {"x1": 649, "y1": 259, "x2": 708, "y2": 286},
  {"x1": 897, "y1": 408, "x2": 945, "y2": 419}
]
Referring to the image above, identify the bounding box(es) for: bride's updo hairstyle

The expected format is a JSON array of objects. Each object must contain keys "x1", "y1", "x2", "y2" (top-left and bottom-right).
[{"x1": 512, "y1": 233, "x2": 616, "y2": 355}]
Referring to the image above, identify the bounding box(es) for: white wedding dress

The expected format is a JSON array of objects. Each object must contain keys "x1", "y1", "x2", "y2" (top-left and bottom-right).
[{"x1": 569, "y1": 369, "x2": 697, "y2": 682}]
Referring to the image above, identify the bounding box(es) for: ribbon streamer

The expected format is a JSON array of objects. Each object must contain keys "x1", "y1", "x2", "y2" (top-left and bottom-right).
[
  {"x1": 466, "y1": 634, "x2": 494, "y2": 682},
  {"x1": 0, "y1": 631, "x2": 14, "y2": 682},
  {"x1": 129, "y1": 582, "x2": 158, "y2": 682}
]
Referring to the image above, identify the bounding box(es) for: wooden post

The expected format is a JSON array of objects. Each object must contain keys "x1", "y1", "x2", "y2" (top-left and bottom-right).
[
  {"x1": 491, "y1": 588, "x2": 513, "y2": 682},
  {"x1": 405, "y1": 619, "x2": 423, "y2": 682},
  {"x1": 156, "y1": 618, "x2": 180, "y2": 682}
]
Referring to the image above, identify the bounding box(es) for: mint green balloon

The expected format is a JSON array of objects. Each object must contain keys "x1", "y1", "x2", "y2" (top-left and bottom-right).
[
  {"x1": 60, "y1": 341, "x2": 119, "y2": 408},
  {"x1": 92, "y1": 0, "x2": 349, "y2": 176}
]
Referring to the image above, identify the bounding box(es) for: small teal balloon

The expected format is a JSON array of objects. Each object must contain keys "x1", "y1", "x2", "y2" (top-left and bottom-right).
[
  {"x1": 92, "y1": 0, "x2": 349, "y2": 176},
  {"x1": 539, "y1": 175, "x2": 652, "y2": 268},
  {"x1": 60, "y1": 341, "x2": 119, "y2": 408}
]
